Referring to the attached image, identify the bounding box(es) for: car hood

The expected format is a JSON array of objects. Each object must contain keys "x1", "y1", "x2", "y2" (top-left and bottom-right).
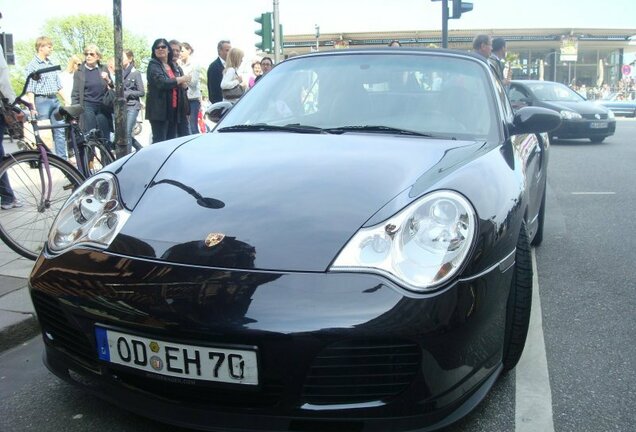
[
  {"x1": 541, "y1": 100, "x2": 609, "y2": 115},
  {"x1": 109, "y1": 132, "x2": 484, "y2": 272}
]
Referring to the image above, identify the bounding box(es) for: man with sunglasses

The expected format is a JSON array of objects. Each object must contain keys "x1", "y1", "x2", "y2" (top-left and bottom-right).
[{"x1": 24, "y1": 36, "x2": 68, "y2": 159}]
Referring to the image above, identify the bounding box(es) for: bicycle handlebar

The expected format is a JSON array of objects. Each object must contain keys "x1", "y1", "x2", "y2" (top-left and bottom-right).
[{"x1": 29, "y1": 65, "x2": 61, "y2": 77}]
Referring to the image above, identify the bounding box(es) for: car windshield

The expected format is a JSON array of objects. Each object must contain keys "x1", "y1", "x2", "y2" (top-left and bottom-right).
[
  {"x1": 218, "y1": 53, "x2": 499, "y2": 141},
  {"x1": 526, "y1": 82, "x2": 585, "y2": 102}
]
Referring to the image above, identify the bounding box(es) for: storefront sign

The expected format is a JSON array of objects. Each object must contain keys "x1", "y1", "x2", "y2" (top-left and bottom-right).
[{"x1": 560, "y1": 36, "x2": 578, "y2": 62}]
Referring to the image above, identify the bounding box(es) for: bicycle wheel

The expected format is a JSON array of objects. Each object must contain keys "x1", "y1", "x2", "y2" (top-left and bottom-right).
[
  {"x1": 0, "y1": 151, "x2": 84, "y2": 260},
  {"x1": 80, "y1": 141, "x2": 115, "y2": 177}
]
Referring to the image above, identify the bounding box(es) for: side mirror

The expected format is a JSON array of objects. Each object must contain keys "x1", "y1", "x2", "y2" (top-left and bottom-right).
[
  {"x1": 510, "y1": 106, "x2": 561, "y2": 135},
  {"x1": 206, "y1": 101, "x2": 233, "y2": 123}
]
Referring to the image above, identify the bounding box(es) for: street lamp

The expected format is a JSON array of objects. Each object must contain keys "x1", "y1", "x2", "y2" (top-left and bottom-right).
[{"x1": 315, "y1": 24, "x2": 320, "y2": 52}]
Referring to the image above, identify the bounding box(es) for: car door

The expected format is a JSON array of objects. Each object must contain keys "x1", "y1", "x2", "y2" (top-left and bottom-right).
[{"x1": 501, "y1": 82, "x2": 545, "y2": 238}]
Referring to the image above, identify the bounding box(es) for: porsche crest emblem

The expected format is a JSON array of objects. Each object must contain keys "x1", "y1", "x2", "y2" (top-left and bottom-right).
[{"x1": 205, "y1": 233, "x2": 225, "y2": 247}]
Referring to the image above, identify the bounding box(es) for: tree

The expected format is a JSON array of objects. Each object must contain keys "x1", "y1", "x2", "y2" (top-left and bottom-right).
[
  {"x1": 42, "y1": 14, "x2": 148, "y2": 70},
  {"x1": 8, "y1": 14, "x2": 148, "y2": 95}
]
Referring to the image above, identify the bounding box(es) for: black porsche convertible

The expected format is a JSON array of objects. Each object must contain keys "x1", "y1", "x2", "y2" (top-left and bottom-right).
[{"x1": 29, "y1": 48, "x2": 560, "y2": 432}]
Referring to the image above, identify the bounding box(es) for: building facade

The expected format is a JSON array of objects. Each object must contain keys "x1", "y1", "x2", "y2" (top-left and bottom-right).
[{"x1": 283, "y1": 28, "x2": 636, "y2": 88}]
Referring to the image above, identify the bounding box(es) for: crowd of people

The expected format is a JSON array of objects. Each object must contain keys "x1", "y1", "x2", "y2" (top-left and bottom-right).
[
  {"x1": 6, "y1": 36, "x2": 277, "y2": 160},
  {"x1": 569, "y1": 77, "x2": 636, "y2": 101},
  {"x1": 6, "y1": 33, "x2": 635, "y2": 160}
]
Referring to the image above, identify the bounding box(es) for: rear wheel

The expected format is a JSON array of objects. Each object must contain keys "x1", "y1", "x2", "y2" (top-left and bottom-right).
[
  {"x1": 502, "y1": 223, "x2": 533, "y2": 371},
  {"x1": 589, "y1": 136, "x2": 606, "y2": 143},
  {"x1": 80, "y1": 141, "x2": 115, "y2": 177},
  {"x1": 0, "y1": 152, "x2": 83, "y2": 260}
]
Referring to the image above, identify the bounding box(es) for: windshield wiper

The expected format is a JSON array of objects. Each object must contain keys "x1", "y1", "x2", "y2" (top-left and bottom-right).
[
  {"x1": 323, "y1": 125, "x2": 445, "y2": 138},
  {"x1": 217, "y1": 124, "x2": 327, "y2": 134}
]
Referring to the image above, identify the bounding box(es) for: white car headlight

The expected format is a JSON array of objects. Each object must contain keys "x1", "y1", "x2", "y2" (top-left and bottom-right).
[
  {"x1": 331, "y1": 190, "x2": 477, "y2": 292},
  {"x1": 607, "y1": 109, "x2": 615, "y2": 119},
  {"x1": 48, "y1": 173, "x2": 130, "y2": 253},
  {"x1": 560, "y1": 110, "x2": 582, "y2": 120}
]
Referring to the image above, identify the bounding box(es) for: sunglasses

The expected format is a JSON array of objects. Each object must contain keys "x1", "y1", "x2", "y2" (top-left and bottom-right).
[
  {"x1": 155, "y1": 45, "x2": 168, "y2": 50},
  {"x1": 84, "y1": 52, "x2": 97, "y2": 56}
]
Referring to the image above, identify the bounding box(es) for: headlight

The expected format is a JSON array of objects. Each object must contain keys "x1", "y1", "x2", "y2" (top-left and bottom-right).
[
  {"x1": 48, "y1": 173, "x2": 130, "y2": 253},
  {"x1": 607, "y1": 110, "x2": 615, "y2": 119},
  {"x1": 331, "y1": 190, "x2": 476, "y2": 292},
  {"x1": 560, "y1": 110, "x2": 582, "y2": 120}
]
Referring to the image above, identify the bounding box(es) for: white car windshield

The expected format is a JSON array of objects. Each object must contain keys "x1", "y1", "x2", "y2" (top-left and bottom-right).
[{"x1": 218, "y1": 53, "x2": 499, "y2": 141}]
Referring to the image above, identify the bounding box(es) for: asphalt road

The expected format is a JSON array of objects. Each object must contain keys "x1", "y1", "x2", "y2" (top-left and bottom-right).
[{"x1": 1, "y1": 119, "x2": 634, "y2": 432}]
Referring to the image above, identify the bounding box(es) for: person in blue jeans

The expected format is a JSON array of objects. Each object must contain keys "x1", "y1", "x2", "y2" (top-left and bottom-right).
[
  {"x1": 0, "y1": 44, "x2": 22, "y2": 210},
  {"x1": 24, "y1": 36, "x2": 68, "y2": 160},
  {"x1": 122, "y1": 49, "x2": 145, "y2": 153}
]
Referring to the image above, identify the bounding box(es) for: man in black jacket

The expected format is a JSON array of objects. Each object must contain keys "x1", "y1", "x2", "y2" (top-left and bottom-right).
[
  {"x1": 207, "y1": 40, "x2": 231, "y2": 103},
  {"x1": 490, "y1": 37, "x2": 507, "y2": 84}
]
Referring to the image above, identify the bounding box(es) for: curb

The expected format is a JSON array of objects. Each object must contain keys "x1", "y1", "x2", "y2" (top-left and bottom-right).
[{"x1": 0, "y1": 314, "x2": 40, "y2": 353}]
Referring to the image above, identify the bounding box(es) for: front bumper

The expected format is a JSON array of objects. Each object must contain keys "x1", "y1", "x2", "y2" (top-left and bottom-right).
[
  {"x1": 30, "y1": 248, "x2": 513, "y2": 431},
  {"x1": 553, "y1": 118, "x2": 616, "y2": 139}
]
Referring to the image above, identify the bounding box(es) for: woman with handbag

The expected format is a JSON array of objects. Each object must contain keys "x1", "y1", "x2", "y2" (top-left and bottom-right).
[
  {"x1": 71, "y1": 44, "x2": 113, "y2": 147},
  {"x1": 145, "y1": 38, "x2": 191, "y2": 143},
  {"x1": 220, "y1": 48, "x2": 245, "y2": 104}
]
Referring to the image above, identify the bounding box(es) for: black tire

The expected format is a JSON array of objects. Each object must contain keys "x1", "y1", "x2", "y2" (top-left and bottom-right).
[
  {"x1": 502, "y1": 223, "x2": 533, "y2": 371},
  {"x1": 80, "y1": 141, "x2": 115, "y2": 177},
  {"x1": 0, "y1": 151, "x2": 84, "y2": 260},
  {"x1": 589, "y1": 136, "x2": 606, "y2": 143},
  {"x1": 531, "y1": 188, "x2": 546, "y2": 246}
]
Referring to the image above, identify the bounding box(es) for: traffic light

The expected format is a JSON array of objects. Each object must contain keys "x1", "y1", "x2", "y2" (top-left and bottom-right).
[
  {"x1": 451, "y1": 0, "x2": 473, "y2": 19},
  {"x1": 0, "y1": 33, "x2": 14, "y2": 65},
  {"x1": 254, "y1": 12, "x2": 273, "y2": 53}
]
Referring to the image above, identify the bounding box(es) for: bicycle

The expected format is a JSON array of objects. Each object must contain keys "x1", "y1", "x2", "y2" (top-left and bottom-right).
[
  {"x1": 13, "y1": 104, "x2": 115, "y2": 178},
  {"x1": 0, "y1": 66, "x2": 88, "y2": 260}
]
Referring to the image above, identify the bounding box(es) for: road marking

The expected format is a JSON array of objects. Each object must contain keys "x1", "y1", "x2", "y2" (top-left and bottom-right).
[
  {"x1": 571, "y1": 192, "x2": 615, "y2": 195},
  {"x1": 515, "y1": 250, "x2": 555, "y2": 432}
]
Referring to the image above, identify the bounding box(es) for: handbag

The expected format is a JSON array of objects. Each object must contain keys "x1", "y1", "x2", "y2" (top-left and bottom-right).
[
  {"x1": 222, "y1": 70, "x2": 245, "y2": 100},
  {"x1": 102, "y1": 88, "x2": 116, "y2": 111},
  {"x1": 222, "y1": 84, "x2": 244, "y2": 100}
]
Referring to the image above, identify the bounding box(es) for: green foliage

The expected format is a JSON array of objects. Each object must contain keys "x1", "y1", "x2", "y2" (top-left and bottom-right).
[{"x1": 41, "y1": 14, "x2": 149, "y2": 71}]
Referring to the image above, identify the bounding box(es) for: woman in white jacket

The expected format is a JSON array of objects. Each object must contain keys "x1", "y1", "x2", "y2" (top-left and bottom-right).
[{"x1": 220, "y1": 48, "x2": 245, "y2": 104}]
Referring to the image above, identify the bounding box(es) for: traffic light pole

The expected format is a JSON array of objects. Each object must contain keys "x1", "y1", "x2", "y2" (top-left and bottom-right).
[
  {"x1": 432, "y1": 0, "x2": 472, "y2": 49},
  {"x1": 273, "y1": 0, "x2": 281, "y2": 63},
  {"x1": 441, "y1": 0, "x2": 449, "y2": 48}
]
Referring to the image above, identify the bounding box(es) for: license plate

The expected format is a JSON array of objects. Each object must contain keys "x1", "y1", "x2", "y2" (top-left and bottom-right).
[
  {"x1": 590, "y1": 121, "x2": 608, "y2": 129},
  {"x1": 95, "y1": 327, "x2": 258, "y2": 385}
]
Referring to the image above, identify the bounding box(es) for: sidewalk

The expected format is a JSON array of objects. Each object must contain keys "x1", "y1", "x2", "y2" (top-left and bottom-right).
[{"x1": 0, "y1": 239, "x2": 37, "y2": 352}]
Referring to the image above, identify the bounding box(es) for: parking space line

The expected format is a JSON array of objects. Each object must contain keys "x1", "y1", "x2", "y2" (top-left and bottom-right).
[{"x1": 515, "y1": 250, "x2": 555, "y2": 432}]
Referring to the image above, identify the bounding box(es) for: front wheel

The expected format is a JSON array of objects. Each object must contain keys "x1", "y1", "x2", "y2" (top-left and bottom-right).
[
  {"x1": 502, "y1": 223, "x2": 533, "y2": 371},
  {"x1": 531, "y1": 188, "x2": 546, "y2": 246},
  {"x1": 0, "y1": 151, "x2": 84, "y2": 260},
  {"x1": 589, "y1": 136, "x2": 606, "y2": 143}
]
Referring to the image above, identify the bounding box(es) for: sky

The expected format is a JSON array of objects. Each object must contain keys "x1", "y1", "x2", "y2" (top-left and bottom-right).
[{"x1": 2, "y1": 0, "x2": 636, "y2": 68}]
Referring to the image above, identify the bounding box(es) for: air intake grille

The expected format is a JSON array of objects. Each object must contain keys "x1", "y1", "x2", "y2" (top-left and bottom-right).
[
  {"x1": 582, "y1": 113, "x2": 608, "y2": 120},
  {"x1": 302, "y1": 339, "x2": 420, "y2": 405},
  {"x1": 31, "y1": 291, "x2": 97, "y2": 368}
]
